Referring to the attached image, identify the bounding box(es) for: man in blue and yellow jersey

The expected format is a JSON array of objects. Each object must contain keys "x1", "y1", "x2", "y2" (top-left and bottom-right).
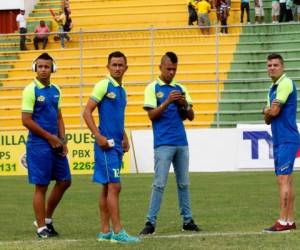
[
  {"x1": 263, "y1": 53, "x2": 300, "y2": 232},
  {"x1": 22, "y1": 53, "x2": 71, "y2": 238},
  {"x1": 83, "y1": 51, "x2": 139, "y2": 243},
  {"x1": 139, "y1": 52, "x2": 200, "y2": 235}
]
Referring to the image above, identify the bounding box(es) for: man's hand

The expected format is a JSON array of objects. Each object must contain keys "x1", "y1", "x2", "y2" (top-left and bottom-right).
[
  {"x1": 122, "y1": 140, "x2": 130, "y2": 152},
  {"x1": 95, "y1": 134, "x2": 110, "y2": 150},
  {"x1": 166, "y1": 90, "x2": 184, "y2": 105},
  {"x1": 59, "y1": 144, "x2": 68, "y2": 157},
  {"x1": 176, "y1": 93, "x2": 188, "y2": 108},
  {"x1": 47, "y1": 134, "x2": 63, "y2": 149}
]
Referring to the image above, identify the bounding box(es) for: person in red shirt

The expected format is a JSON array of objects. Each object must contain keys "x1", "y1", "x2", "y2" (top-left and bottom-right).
[{"x1": 34, "y1": 20, "x2": 50, "y2": 50}]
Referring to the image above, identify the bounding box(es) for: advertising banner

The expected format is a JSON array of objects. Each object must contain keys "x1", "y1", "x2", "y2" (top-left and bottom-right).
[
  {"x1": 0, "y1": 130, "x2": 131, "y2": 176},
  {"x1": 131, "y1": 129, "x2": 238, "y2": 173},
  {"x1": 237, "y1": 124, "x2": 300, "y2": 170}
]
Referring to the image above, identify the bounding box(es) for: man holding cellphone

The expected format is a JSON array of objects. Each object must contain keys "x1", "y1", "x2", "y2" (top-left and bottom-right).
[
  {"x1": 140, "y1": 52, "x2": 200, "y2": 235},
  {"x1": 83, "y1": 51, "x2": 139, "y2": 243}
]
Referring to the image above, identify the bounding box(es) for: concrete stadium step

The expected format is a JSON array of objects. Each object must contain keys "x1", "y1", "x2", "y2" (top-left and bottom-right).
[
  {"x1": 230, "y1": 58, "x2": 300, "y2": 70},
  {"x1": 11, "y1": 57, "x2": 234, "y2": 69},
  {"x1": 233, "y1": 49, "x2": 300, "y2": 61},
  {"x1": 0, "y1": 54, "x2": 19, "y2": 60},
  {"x1": 1, "y1": 100, "x2": 218, "y2": 115},
  {"x1": 27, "y1": 6, "x2": 241, "y2": 31},
  {"x1": 0, "y1": 72, "x2": 229, "y2": 87},
  {"x1": 223, "y1": 79, "x2": 270, "y2": 90},
  {"x1": 3, "y1": 62, "x2": 231, "y2": 77},
  {"x1": 216, "y1": 111, "x2": 300, "y2": 122},
  {"x1": 20, "y1": 42, "x2": 237, "y2": 53},
  {"x1": 12, "y1": 50, "x2": 235, "y2": 65},
  {"x1": 0, "y1": 0, "x2": 242, "y2": 130},
  {"x1": 1, "y1": 102, "x2": 216, "y2": 129},
  {"x1": 227, "y1": 67, "x2": 300, "y2": 79},
  {"x1": 236, "y1": 40, "x2": 300, "y2": 51},
  {"x1": 239, "y1": 33, "x2": 300, "y2": 43},
  {"x1": 242, "y1": 23, "x2": 300, "y2": 34}
]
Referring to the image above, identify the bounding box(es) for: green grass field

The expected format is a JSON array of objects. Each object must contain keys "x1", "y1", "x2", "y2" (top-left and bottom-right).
[{"x1": 0, "y1": 172, "x2": 300, "y2": 250}]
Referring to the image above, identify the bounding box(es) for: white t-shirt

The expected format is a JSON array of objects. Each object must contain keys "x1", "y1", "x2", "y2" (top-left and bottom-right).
[{"x1": 16, "y1": 14, "x2": 27, "y2": 28}]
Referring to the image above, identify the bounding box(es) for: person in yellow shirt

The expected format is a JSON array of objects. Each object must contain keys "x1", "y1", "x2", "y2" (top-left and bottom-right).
[
  {"x1": 196, "y1": 0, "x2": 211, "y2": 35},
  {"x1": 54, "y1": 10, "x2": 67, "y2": 48},
  {"x1": 188, "y1": 0, "x2": 199, "y2": 25}
]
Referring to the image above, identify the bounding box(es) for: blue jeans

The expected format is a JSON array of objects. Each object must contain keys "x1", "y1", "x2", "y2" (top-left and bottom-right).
[
  {"x1": 146, "y1": 145, "x2": 192, "y2": 226},
  {"x1": 59, "y1": 26, "x2": 65, "y2": 48}
]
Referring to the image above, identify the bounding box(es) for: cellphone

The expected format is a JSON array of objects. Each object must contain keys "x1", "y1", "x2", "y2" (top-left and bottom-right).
[{"x1": 107, "y1": 139, "x2": 115, "y2": 148}]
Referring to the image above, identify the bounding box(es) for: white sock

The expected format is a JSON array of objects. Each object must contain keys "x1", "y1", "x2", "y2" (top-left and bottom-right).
[
  {"x1": 287, "y1": 220, "x2": 294, "y2": 225},
  {"x1": 37, "y1": 226, "x2": 47, "y2": 233},
  {"x1": 45, "y1": 218, "x2": 52, "y2": 224},
  {"x1": 278, "y1": 219, "x2": 287, "y2": 225}
]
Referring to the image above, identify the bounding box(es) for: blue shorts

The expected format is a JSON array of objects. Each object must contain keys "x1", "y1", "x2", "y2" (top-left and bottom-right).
[
  {"x1": 273, "y1": 143, "x2": 299, "y2": 176},
  {"x1": 26, "y1": 143, "x2": 71, "y2": 185},
  {"x1": 93, "y1": 144, "x2": 123, "y2": 184}
]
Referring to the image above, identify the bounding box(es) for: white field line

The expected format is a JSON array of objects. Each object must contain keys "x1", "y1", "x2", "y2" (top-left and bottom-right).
[
  {"x1": 0, "y1": 231, "x2": 291, "y2": 245},
  {"x1": 0, "y1": 231, "x2": 296, "y2": 246}
]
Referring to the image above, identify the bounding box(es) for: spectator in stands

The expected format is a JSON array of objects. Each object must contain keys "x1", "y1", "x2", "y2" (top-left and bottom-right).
[
  {"x1": 240, "y1": 0, "x2": 250, "y2": 24},
  {"x1": 286, "y1": 0, "x2": 294, "y2": 21},
  {"x1": 16, "y1": 9, "x2": 27, "y2": 51},
  {"x1": 263, "y1": 53, "x2": 299, "y2": 232},
  {"x1": 62, "y1": 0, "x2": 71, "y2": 15},
  {"x1": 83, "y1": 51, "x2": 140, "y2": 244},
  {"x1": 63, "y1": 10, "x2": 73, "y2": 41},
  {"x1": 188, "y1": 0, "x2": 199, "y2": 25},
  {"x1": 220, "y1": 0, "x2": 229, "y2": 33},
  {"x1": 34, "y1": 21, "x2": 50, "y2": 50},
  {"x1": 226, "y1": 0, "x2": 231, "y2": 14},
  {"x1": 294, "y1": 0, "x2": 300, "y2": 21},
  {"x1": 21, "y1": 52, "x2": 71, "y2": 238},
  {"x1": 215, "y1": 0, "x2": 222, "y2": 23},
  {"x1": 272, "y1": 0, "x2": 280, "y2": 23},
  {"x1": 254, "y1": 0, "x2": 265, "y2": 23},
  {"x1": 196, "y1": 0, "x2": 211, "y2": 35},
  {"x1": 279, "y1": 0, "x2": 288, "y2": 22},
  {"x1": 139, "y1": 52, "x2": 199, "y2": 236},
  {"x1": 54, "y1": 10, "x2": 67, "y2": 48}
]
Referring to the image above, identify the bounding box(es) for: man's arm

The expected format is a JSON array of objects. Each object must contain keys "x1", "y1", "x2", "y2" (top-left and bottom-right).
[
  {"x1": 145, "y1": 90, "x2": 182, "y2": 121},
  {"x1": 83, "y1": 98, "x2": 110, "y2": 150},
  {"x1": 176, "y1": 93, "x2": 194, "y2": 121},
  {"x1": 22, "y1": 112, "x2": 62, "y2": 148},
  {"x1": 57, "y1": 109, "x2": 68, "y2": 156},
  {"x1": 263, "y1": 100, "x2": 281, "y2": 125},
  {"x1": 16, "y1": 15, "x2": 20, "y2": 28},
  {"x1": 122, "y1": 131, "x2": 130, "y2": 152}
]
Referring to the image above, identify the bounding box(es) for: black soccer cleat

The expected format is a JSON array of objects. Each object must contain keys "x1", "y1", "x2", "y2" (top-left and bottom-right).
[
  {"x1": 139, "y1": 221, "x2": 155, "y2": 235},
  {"x1": 182, "y1": 219, "x2": 200, "y2": 232},
  {"x1": 46, "y1": 222, "x2": 59, "y2": 236},
  {"x1": 36, "y1": 228, "x2": 57, "y2": 238}
]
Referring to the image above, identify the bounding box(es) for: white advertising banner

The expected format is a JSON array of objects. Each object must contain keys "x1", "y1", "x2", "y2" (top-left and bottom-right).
[
  {"x1": 131, "y1": 126, "x2": 300, "y2": 173},
  {"x1": 237, "y1": 124, "x2": 300, "y2": 170},
  {"x1": 131, "y1": 129, "x2": 238, "y2": 173}
]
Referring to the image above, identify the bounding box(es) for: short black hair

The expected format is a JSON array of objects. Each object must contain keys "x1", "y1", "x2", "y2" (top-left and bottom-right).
[
  {"x1": 36, "y1": 53, "x2": 54, "y2": 62},
  {"x1": 108, "y1": 51, "x2": 127, "y2": 64},
  {"x1": 161, "y1": 51, "x2": 178, "y2": 64},
  {"x1": 267, "y1": 53, "x2": 284, "y2": 64}
]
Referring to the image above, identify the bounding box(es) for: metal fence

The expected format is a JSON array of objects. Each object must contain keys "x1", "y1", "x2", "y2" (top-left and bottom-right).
[{"x1": 1, "y1": 23, "x2": 300, "y2": 128}]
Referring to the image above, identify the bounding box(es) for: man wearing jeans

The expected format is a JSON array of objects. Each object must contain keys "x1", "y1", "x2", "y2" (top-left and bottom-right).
[{"x1": 139, "y1": 52, "x2": 199, "y2": 235}]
